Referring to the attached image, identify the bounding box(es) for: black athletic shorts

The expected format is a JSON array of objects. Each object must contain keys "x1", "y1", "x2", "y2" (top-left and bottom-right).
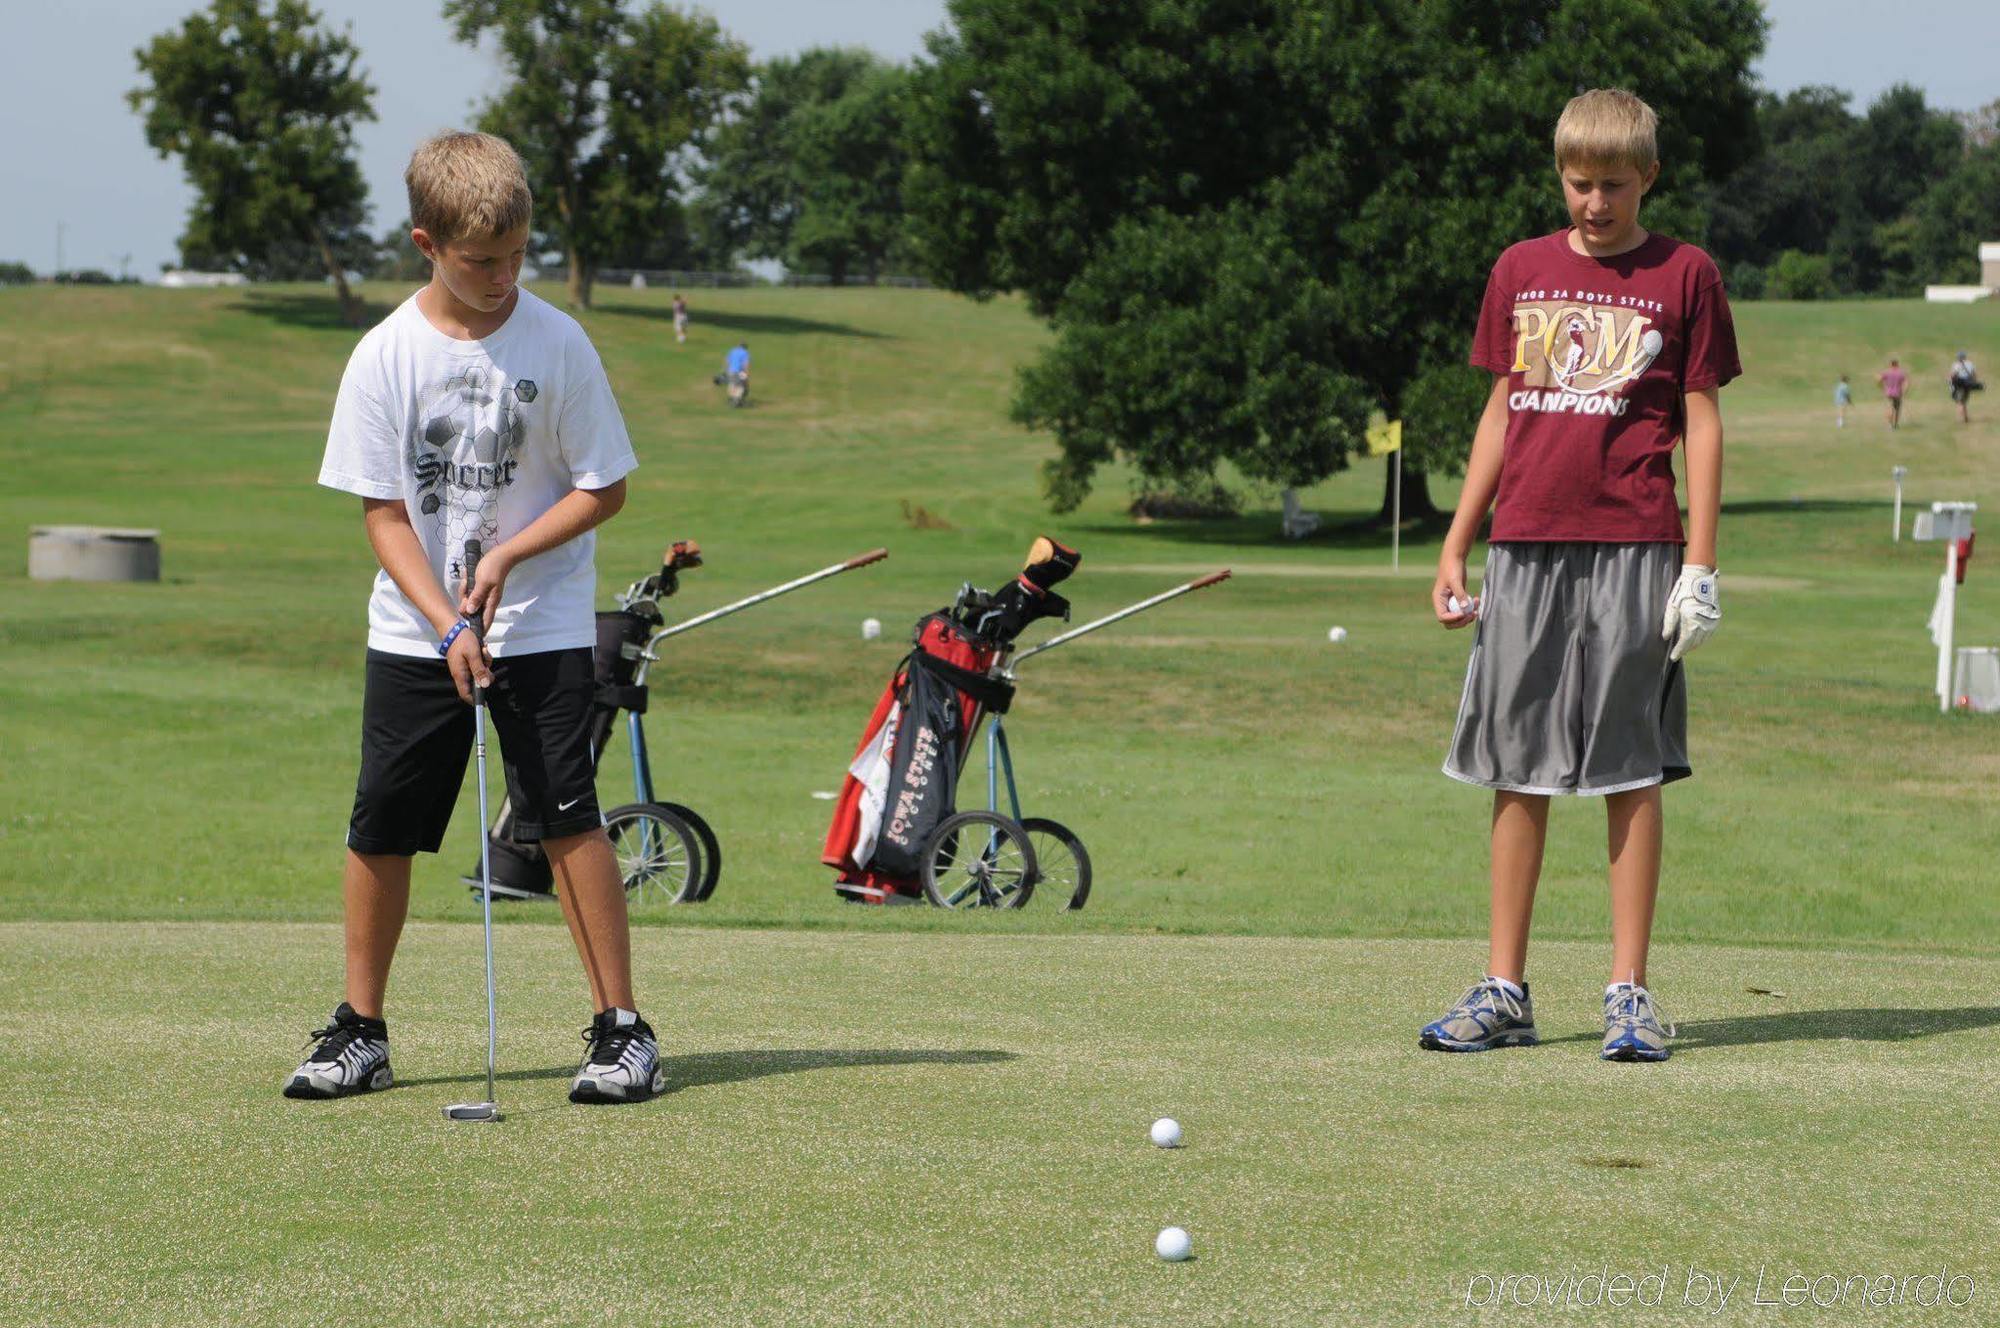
[{"x1": 347, "y1": 648, "x2": 601, "y2": 855}]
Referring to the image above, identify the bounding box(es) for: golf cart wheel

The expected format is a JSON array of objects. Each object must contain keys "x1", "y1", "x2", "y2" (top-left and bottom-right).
[
  {"x1": 602, "y1": 803, "x2": 704, "y2": 906},
  {"x1": 655, "y1": 800, "x2": 723, "y2": 901},
  {"x1": 920, "y1": 811, "x2": 1039, "y2": 910},
  {"x1": 1020, "y1": 817, "x2": 1093, "y2": 910}
]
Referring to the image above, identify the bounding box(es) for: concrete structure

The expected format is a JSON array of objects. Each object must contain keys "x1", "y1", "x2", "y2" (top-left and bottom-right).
[
  {"x1": 158, "y1": 270, "x2": 248, "y2": 288},
  {"x1": 1926, "y1": 241, "x2": 2000, "y2": 303},
  {"x1": 28, "y1": 526, "x2": 161, "y2": 582}
]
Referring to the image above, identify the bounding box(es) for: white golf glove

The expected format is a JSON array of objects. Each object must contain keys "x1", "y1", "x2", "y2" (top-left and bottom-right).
[{"x1": 1662, "y1": 564, "x2": 1719, "y2": 663}]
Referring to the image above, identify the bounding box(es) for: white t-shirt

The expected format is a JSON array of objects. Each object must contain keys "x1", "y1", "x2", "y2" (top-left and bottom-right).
[{"x1": 318, "y1": 289, "x2": 639, "y2": 659}]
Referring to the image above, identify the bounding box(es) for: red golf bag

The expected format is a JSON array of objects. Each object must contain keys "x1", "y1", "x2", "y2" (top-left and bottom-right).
[{"x1": 822, "y1": 538, "x2": 1078, "y2": 902}]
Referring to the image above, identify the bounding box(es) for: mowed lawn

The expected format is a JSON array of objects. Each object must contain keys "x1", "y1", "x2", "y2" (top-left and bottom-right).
[
  {"x1": 2, "y1": 283, "x2": 1998, "y2": 1324},
  {"x1": 2, "y1": 923, "x2": 1996, "y2": 1328}
]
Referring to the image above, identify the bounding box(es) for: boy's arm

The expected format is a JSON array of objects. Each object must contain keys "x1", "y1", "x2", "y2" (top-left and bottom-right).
[
  {"x1": 459, "y1": 479, "x2": 628, "y2": 628},
  {"x1": 1432, "y1": 375, "x2": 1511, "y2": 627},
  {"x1": 363, "y1": 497, "x2": 494, "y2": 701},
  {"x1": 1682, "y1": 388, "x2": 1723, "y2": 568}
]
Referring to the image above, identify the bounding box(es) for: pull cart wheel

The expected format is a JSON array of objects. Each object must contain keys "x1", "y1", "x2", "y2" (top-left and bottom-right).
[
  {"x1": 921, "y1": 811, "x2": 1039, "y2": 910},
  {"x1": 1019, "y1": 818, "x2": 1092, "y2": 910},
  {"x1": 602, "y1": 803, "x2": 705, "y2": 906},
  {"x1": 654, "y1": 800, "x2": 723, "y2": 901}
]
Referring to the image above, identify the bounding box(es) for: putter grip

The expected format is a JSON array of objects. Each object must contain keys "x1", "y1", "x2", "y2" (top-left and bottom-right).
[
  {"x1": 844, "y1": 547, "x2": 890, "y2": 569},
  {"x1": 1190, "y1": 569, "x2": 1232, "y2": 591},
  {"x1": 463, "y1": 539, "x2": 487, "y2": 706}
]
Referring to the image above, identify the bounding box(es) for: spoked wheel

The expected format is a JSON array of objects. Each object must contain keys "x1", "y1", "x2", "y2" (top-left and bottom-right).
[
  {"x1": 1020, "y1": 817, "x2": 1093, "y2": 910},
  {"x1": 602, "y1": 803, "x2": 704, "y2": 906},
  {"x1": 921, "y1": 811, "x2": 1039, "y2": 909},
  {"x1": 654, "y1": 800, "x2": 723, "y2": 901}
]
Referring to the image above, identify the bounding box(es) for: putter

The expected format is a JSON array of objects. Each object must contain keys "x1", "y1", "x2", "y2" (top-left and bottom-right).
[{"x1": 446, "y1": 539, "x2": 501, "y2": 1124}]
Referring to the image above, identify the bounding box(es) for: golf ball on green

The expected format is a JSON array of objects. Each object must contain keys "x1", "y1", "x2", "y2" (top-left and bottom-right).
[
  {"x1": 1156, "y1": 1226, "x2": 1193, "y2": 1261},
  {"x1": 1150, "y1": 1117, "x2": 1182, "y2": 1148}
]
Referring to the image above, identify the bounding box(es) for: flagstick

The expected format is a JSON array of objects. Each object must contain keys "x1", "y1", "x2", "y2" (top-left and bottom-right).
[{"x1": 1391, "y1": 446, "x2": 1402, "y2": 571}]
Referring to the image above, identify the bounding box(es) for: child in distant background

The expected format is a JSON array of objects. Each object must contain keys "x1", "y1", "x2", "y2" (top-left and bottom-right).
[
  {"x1": 1949, "y1": 351, "x2": 1981, "y2": 424},
  {"x1": 1834, "y1": 374, "x2": 1851, "y2": 428},
  {"x1": 1878, "y1": 358, "x2": 1908, "y2": 429}
]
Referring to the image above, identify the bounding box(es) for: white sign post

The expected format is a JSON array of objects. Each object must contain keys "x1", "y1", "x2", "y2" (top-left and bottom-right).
[
  {"x1": 1917, "y1": 502, "x2": 1977, "y2": 711},
  {"x1": 1892, "y1": 466, "x2": 1907, "y2": 542}
]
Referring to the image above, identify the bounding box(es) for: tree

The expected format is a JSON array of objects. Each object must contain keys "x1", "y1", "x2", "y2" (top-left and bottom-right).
[
  {"x1": 908, "y1": 0, "x2": 1765, "y2": 516},
  {"x1": 129, "y1": 0, "x2": 376, "y2": 324},
  {"x1": 697, "y1": 48, "x2": 879, "y2": 266},
  {"x1": 446, "y1": 0, "x2": 750, "y2": 309},
  {"x1": 788, "y1": 64, "x2": 916, "y2": 283},
  {"x1": 1911, "y1": 140, "x2": 2000, "y2": 285},
  {"x1": 0, "y1": 262, "x2": 35, "y2": 286}
]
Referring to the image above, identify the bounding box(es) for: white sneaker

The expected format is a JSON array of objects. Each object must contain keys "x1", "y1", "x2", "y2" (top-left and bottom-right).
[
  {"x1": 570, "y1": 1008, "x2": 666, "y2": 1104},
  {"x1": 284, "y1": 1003, "x2": 393, "y2": 1099}
]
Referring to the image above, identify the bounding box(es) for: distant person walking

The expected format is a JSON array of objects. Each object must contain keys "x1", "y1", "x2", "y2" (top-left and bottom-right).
[
  {"x1": 721, "y1": 341, "x2": 750, "y2": 407},
  {"x1": 1948, "y1": 351, "x2": 1982, "y2": 423},
  {"x1": 1877, "y1": 358, "x2": 1908, "y2": 429},
  {"x1": 672, "y1": 293, "x2": 688, "y2": 345},
  {"x1": 1833, "y1": 373, "x2": 1851, "y2": 428}
]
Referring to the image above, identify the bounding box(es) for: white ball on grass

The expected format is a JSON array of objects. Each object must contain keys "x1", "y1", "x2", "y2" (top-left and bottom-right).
[
  {"x1": 1326, "y1": 626, "x2": 1348, "y2": 643},
  {"x1": 1155, "y1": 1226, "x2": 1194, "y2": 1262},
  {"x1": 1150, "y1": 1117, "x2": 1182, "y2": 1148},
  {"x1": 861, "y1": 617, "x2": 882, "y2": 640}
]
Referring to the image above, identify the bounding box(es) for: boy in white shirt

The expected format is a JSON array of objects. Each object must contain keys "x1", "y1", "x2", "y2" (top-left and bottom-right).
[{"x1": 292, "y1": 131, "x2": 663, "y2": 1106}]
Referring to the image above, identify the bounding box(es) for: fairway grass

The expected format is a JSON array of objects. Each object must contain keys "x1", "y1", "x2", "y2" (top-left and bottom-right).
[
  {"x1": 2, "y1": 283, "x2": 1997, "y2": 952},
  {"x1": 2, "y1": 921, "x2": 1995, "y2": 1327}
]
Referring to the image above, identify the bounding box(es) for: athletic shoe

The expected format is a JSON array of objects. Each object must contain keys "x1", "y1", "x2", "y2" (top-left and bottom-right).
[
  {"x1": 284, "y1": 1002, "x2": 392, "y2": 1099},
  {"x1": 1602, "y1": 983, "x2": 1675, "y2": 1062},
  {"x1": 1418, "y1": 977, "x2": 1539, "y2": 1052},
  {"x1": 570, "y1": 1007, "x2": 666, "y2": 1104}
]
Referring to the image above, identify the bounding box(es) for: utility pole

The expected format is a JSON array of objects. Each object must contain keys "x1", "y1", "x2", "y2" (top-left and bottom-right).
[{"x1": 56, "y1": 221, "x2": 66, "y2": 280}]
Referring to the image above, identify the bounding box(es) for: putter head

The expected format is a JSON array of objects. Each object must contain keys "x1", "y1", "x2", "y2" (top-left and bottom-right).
[{"x1": 443, "y1": 1101, "x2": 501, "y2": 1122}]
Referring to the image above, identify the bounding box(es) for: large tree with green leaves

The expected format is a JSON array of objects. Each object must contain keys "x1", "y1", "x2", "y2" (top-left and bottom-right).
[
  {"x1": 906, "y1": 0, "x2": 1764, "y2": 518},
  {"x1": 697, "y1": 49, "x2": 913, "y2": 283},
  {"x1": 447, "y1": 0, "x2": 750, "y2": 309},
  {"x1": 129, "y1": 0, "x2": 375, "y2": 324}
]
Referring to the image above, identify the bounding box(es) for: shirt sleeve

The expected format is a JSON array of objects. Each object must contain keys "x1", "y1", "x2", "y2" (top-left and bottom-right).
[
  {"x1": 1681, "y1": 270, "x2": 1741, "y2": 392},
  {"x1": 1468, "y1": 253, "x2": 1515, "y2": 376},
  {"x1": 317, "y1": 348, "x2": 404, "y2": 500},
  {"x1": 559, "y1": 335, "x2": 640, "y2": 490}
]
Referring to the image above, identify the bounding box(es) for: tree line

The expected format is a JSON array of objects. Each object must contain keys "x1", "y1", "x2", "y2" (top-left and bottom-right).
[{"x1": 119, "y1": 0, "x2": 2000, "y2": 516}]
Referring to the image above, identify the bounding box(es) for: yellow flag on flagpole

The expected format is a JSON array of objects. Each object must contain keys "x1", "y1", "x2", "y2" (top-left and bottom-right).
[{"x1": 1365, "y1": 416, "x2": 1403, "y2": 456}]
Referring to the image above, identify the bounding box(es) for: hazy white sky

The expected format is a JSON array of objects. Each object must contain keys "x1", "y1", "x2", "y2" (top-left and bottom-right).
[{"x1": 1, "y1": 0, "x2": 1991, "y2": 278}]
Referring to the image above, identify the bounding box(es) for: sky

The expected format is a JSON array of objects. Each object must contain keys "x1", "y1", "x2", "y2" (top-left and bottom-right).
[{"x1": 1, "y1": 0, "x2": 1992, "y2": 279}]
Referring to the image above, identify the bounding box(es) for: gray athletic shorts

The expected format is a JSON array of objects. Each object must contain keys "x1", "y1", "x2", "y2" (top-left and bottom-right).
[{"x1": 1444, "y1": 542, "x2": 1689, "y2": 796}]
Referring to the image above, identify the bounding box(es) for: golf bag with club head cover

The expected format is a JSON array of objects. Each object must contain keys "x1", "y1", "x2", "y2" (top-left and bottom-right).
[
  {"x1": 822, "y1": 537, "x2": 1080, "y2": 903},
  {"x1": 467, "y1": 541, "x2": 718, "y2": 903}
]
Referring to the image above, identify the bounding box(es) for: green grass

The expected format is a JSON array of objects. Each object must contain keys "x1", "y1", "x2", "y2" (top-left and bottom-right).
[
  {"x1": 2, "y1": 283, "x2": 1998, "y2": 1324},
  {"x1": 3, "y1": 922, "x2": 1996, "y2": 1327}
]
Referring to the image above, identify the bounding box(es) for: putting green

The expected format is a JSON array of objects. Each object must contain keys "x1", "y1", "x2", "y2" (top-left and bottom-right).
[{"x1": 2, "y1": 922, "x2": 1994, "y2": 1326}]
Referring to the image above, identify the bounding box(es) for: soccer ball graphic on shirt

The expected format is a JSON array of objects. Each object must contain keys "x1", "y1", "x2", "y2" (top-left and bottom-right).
[{"x1": 410, "y1": 367, "x2": 529, "y2": 587}]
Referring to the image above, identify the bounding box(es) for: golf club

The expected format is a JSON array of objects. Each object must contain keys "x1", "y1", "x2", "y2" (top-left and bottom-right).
[{"x1": 446, "y1": 538, "x2": 501, "y2": 1124}]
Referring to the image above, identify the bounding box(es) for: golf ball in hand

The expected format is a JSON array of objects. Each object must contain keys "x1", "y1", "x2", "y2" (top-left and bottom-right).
[
  {"x1": 1326, "y1": 626, "x2": 1348, "y2": 643},
  {"x1": 861, "y1": 617, "x2": 882, "y2": 640},
  {"x1": 1156, "y1": 1226, "x2": 1194, "y2": 1262},
  {"x1": 1150, "y1": 1117, "x2": 1183, "y2": 1148},
  {"x1": 1446, "y1": 595, "x2": 1475, "y2": 616}
]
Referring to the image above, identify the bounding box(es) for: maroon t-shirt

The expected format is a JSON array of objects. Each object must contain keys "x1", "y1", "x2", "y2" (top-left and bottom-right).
[{"x1": 1469, "y1": 230, "x2": 1740, "y2": 543}]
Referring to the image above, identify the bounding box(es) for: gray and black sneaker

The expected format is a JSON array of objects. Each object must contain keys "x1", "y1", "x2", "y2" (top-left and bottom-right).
[
  {"x1": 284, "y1": 1002, "x2": 393, "y2": 1099},
  {"x1": 1419, "y1": 977, "x2": 1539, "y2": 1052},
  {"x1": 570, "y1": 1008, "x2": 666, "y2": 1104},
  {"x1": 1601, "y1": 983, "x2": 1675, "y2": 1062}
]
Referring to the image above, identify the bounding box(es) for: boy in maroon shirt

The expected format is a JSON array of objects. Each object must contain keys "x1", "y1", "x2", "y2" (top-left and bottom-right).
[{"x1": 1420, "y1": 89, "x2": 1740, "y2": 1063}]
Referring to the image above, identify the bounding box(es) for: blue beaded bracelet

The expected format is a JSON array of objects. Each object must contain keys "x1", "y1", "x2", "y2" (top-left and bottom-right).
[{"x1": 438, "y1": 619, "x2": 472, "y2": 657}]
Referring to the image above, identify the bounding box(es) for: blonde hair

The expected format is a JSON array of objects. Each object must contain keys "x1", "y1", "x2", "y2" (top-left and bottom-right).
[
  {"x1": 1553, "y1": 89, "x2": 1658, "y2": 173},
  {"x1": 405, "y1": 131, "x2": 533, "y2": 246}
]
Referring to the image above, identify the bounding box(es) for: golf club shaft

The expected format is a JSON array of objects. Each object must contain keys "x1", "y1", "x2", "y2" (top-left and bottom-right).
[
  {"x1": 1010, "y1": 569, "x2": 1231, "y2": 666},
  {"x1": 645, "y1": 547, "x2": 889, "y2": 648},
  {"x1": 474, "y1": 700, "x2": 497, "y2": 1107},
  {"x1": 463, "y1": 538, "x2": 498, "y2": 1109}
]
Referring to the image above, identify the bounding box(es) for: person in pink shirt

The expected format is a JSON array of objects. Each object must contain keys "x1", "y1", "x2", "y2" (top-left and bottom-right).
[{"x1": 1877, "y1": 358, "x2": 1909, "y2": 429}]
